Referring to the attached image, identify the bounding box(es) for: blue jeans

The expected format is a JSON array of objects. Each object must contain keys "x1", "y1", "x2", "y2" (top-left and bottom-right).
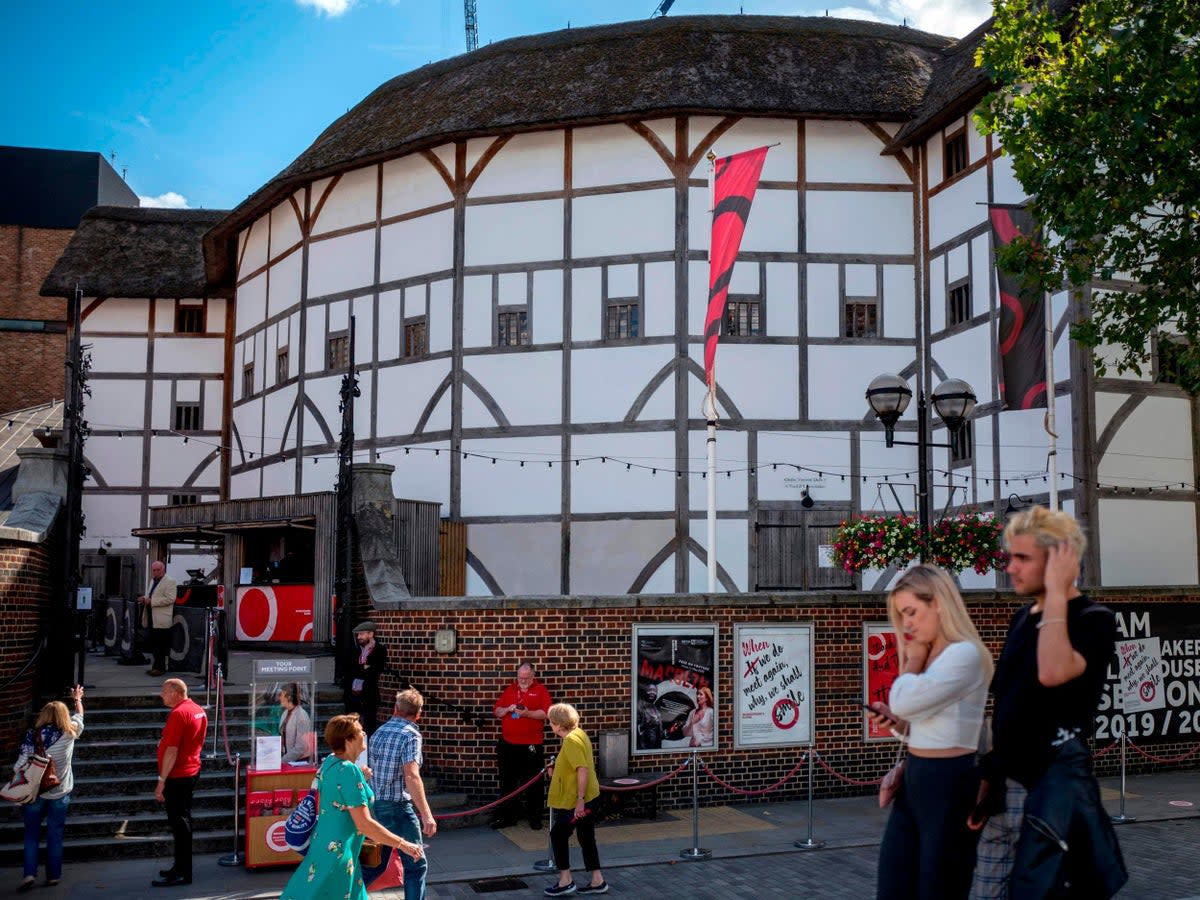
[
  {"x1": 375, "y1": 799, "x2": 427, "y2": 900},
  {"x1": 23, "y1": 794, "x2": 70, "y2": 880}
]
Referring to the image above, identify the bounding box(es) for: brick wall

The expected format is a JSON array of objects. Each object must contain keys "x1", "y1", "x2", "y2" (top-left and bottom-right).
[
  {"x1": 367, "y1": 590, "x2": 1200, "y2": 811},
  {"x1": 0, "y1": 224, "x2": 70, "y2": 411},
  {"x1": 0, "y1": 540, "x2": 53, "y2": 748}
]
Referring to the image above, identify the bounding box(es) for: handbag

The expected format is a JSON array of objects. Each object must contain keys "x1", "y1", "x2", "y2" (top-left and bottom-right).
[
  {"x1": 283, "y1": 771, "x2": 322, "y2": 854},
  {"x1": 878, "y1": 726, "x2": 909, "y2": 809},
  {"x1": 359, "y1": 838, "x2": 382, "y2": 868},
  {"x1": 1, "y1": 754, "x2": 49, "y2": 805},
  {"x1": 34, "y1": 732, "x2": 61, "y2": 794}
]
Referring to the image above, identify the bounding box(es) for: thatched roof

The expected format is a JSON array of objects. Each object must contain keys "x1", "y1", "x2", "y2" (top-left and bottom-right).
[
  {"x1": 41, "y1": 206, "x2": 230, "y2": 300},
  {"x1": 206, "y1": 15, "x2": 953, "y2": 286}
]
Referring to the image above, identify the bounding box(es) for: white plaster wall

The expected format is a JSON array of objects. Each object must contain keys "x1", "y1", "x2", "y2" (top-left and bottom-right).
[
  {"x1": 307, "y1": 230, "x2": 375, "y2": 299},
  {"x1": 807, "y1": 192, "x2": 913, "y2": 255},
  {"x1": 687, "y1": 261, "x2": 709, "y2": 336},
  {"x1": 300, "y1": 457, "x2": 337, "y2": 494},
  {"x1": 230, "y1": 470, "x2": 259, "y2": 499},
  {"x1": 380, "y1": 210, "x2": 454, "y2": 283},
  {"x1": 756, "y1": 432, "x2": 854, "y2": 503},
  {"x1": 572, "y1": 123, "x2": 672, "y2": 189},
  {"x1": 570, "y1": 345, "x2": 673, "y2": 423},
  {"x1": 571, "y1": 431, "x2": 677, "y2": 514},
  {"x1": 573, "y1": 190, "x2": 673, "y2": 259},
  {"x1": 686, "y1": 429, "x2": 747, "y2": 511},
  {"x1": 1097, "y1": 396, "x2": 1194, "y2": 488},
  {"x1": 532, "y1": 269, "x2": 563, "y2": 344},
  {"x1": 387, "y1": 440, "x2": 450, "y2": 511},
  {"x1": 236, "y1": 274, "x2": 267, "y2": 337},
  {"x1": 947, "y1": 243, "x2": 968, "y2": 283},
  {"x1": 806, "y1": 120, "x2": 912, "y2": 184},
  {"x1": 268, "y1": 200, "x2": 301, "y2": 258},
  {"x1": 690, "y1": 188, "x2": 797, "y2": 254},
  {"x1": 971, "y1": 234, "x2": 992, "y2": 317},
  {"x1": 470, "y1": 131, "x2": 565, "y2": 198},
  {"x1": 151, "y1": 337, "x2": 224, "y2": 374},
  {"x1": 465, "y1": 352, "x2": 561, "y2": 427},
  {"x1": 460, "y1": 436, "x2": 561, "y2": 516},
  {"x1": 806, "y1": 263, "x2": 839, "y2": 338},
  {"x1": 428, "y1": 279, "x2": 452, "y2": 354},
  {"x1": 89, "y1": 336, "x2": 146, "y2": 375},
  {"x1": 990, "y1": 154, "x2": 1027, "y2": 206},
  {"x1": 687, "y1": 519, "x2": 748, "y2": 592},
  {"x1": 465, "y1": 200, "x2": 563, "y2": 266},
  {"x1": 87, "y1": 434, "x2": 144, "y2": 486},
  {"x1": 377, "y1": 290, "x2": 401, "y2": 361},
  {"x1": 268, "y1": 251, "x2": 303, "y2": 319},
  {"x1": 239, "y1": 216, "x2": 269, "y2": 278},
  {"x1": 1099, "y1": 499, "x2": 1198, "y2": 585},
  {"x1": 637, "y1": 554, "x2": 676, "y2": 594},
  {"x1": 688, "y1": 344, "x2": 798, "y2": 421},
  {"x1": 382, "y1": 153, "x2": 454, "y2": 219},
  {"x1": 149, "y1": 435, "x2": 213, "y2": 486},
  {"x1": 845, "y1": 264, "x2": 875, "y2": 296},
  {"x1": 375, "y1": 359, "x2": 451, "y2": 437},
  {"x1": 264, "y1": 385, "x2": 298, "y2": 454},
  {"x1": 705, "y1": 117, "x2": 797, "y2": 181},
  {"x1": 641, "y1": 261, "x2": 673, "y2": 338},
  {"x1": 462, "y1": 275, "x2": 491, "y2": 349},
  {"x1": 928, "y1": 169, "x2": 988, "y2": 249},
  {"x1": 150, "y1": 380, "x2": 174, "y2": 431},
  {"x1": 932, "y1": 326, "x2": 997, "y2": 406},
  {"x1": 84, "y1": 298, "x2": 147, "y2": 332},
  {"x1": 766, "y1": 263, "x2": 799, "y2": 338},
  {"x1": 967, "y1": 119, "x2": 988, "y2": 166},
  {"x1": 929, "y1": 255, "x2": 946, "y2": 333},
  {"x1": 153, "y1": 300, "x2": 173, "y2": 333},
  {"x1": 996, "y1": 397, "x2": 1073, "y2": 479},
  {"x1": 207, "y1": 298, "x2": 226, "y2": 334},
  {"x1": 571, "y1": 268, "x2": 602, "y2": 342},
  {"x1": 807, "y1": 346, "x2": 915, "y2": 421},
  {"x1": 883, "y1": 265, "x2": 916, "y2": 339},
  {"x1": 299, "y1": 375, "x2": 342, "y2": 446},
  {"x1": 312, "y1": 166, "x2": 378, "y2": 236},
  {"x1": 571, "y1": 519, "x2": 675, "y2": 595},
  {"x1": 84, "y1": 381, "x2": 144, "y2": 430},
  {"x1": 472, "y1": 522, "x2": 561, "y2": 595},
  {"x1": 203, "y1": 382, "x2": 223, "y2": 432},
  {"x1": 81, "y1": 494, "x2": 143, "y2": 544},
  {"x1": 925, "y1": 134, "x2": 943, "y2": 190},
  {"x1": 232, "y1": 403, "x2": 263, "y2": 462}
]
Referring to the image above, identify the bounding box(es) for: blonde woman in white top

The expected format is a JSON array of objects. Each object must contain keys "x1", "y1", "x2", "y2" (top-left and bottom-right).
[{"x1": 867, "y1": 565, "x2": 993, "y2": 900}]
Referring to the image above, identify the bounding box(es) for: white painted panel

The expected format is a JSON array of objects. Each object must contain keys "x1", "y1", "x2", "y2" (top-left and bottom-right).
[
  {"x1": 152, "y1": 337, "x2": 224, "y2": 374},
  {"x1": 260, "y1": 460, "x2": 295, "y2": 498},
  {"x1": 176, "y1": 380, "x2": 200, "y2": 402},
  {"x1": 303, "y1": 305, "x2": 324, "y2": 373},
  {"x1": 708, "y1": 117, "x2": 798, "y2": 182},
  {"x1": 268, "y1": 251, "x2": 303, "y2": 319},
  {"x1": 230, "y1": 470, "x2": 259, "y2": 500},
  {"x1": 571, "y1": 345, "x2": 673, "y2": 423},
  {"x1": 382, "y1": 153, "x2": 454, "y2": 219},
  {"x1": 1099, "y1": 499, "x2": 1197, "y2": 586},
  {"x1": 571, "y1": 520, "x2": 674, "y2": 596},
  {"x1": 632, "y1": 375, "x2": 674, "y2": 422},
  {"x1": 932, "y1": 325, "x2": 997, "y2": 405},
  {"x1": 807, "y1": 346, "x2": 916, "y2": 421},
  {"x1": 83, "y1": 298, "x2": 148, "y2": 332},
  {"x1": 807, "y1": 191, "x2": 913, "y2": 255},
  {"x1": 686, "y1": 429, "x2": 747, "y2": 512},
  {"x1": 85, "y1": 380, "x2": 144, "y2": 430},
  {"x1": 312, "y1": 165, "x2": 378, "y2": 236},
  {"x1": 608, "y1": 264, "x2": 637, "y2": 297},
  {"x1": 232, "y1": 402, "x2": 263, "y2": 460},
  {"x1": 380, "y1": 209, "x2": 454, "y2": 283},
  {"x1": 353, "y1": 377, "x2": 373, "y2": 437},
  {"x1": 990, "y1": 154, "x2": 1027, "y2": 207},
  {"x1": 376, "y1": 359, "x2": 452, "y2": 436},
  {"x1": 462, "y1": 275, "x2": 491, "y2": 350},
  {"x1": 736, "y1": 189, "x2": 798, "y2": 254},
  {"x1": 207, "y1": 298, "x2": 226, "y2": 334},
  {"x1": 269, "y1": 198, "x2": 303, "y2": 256},
  {"x1": 643, "y1": 261, "x2": 674, "y2": 338},
  {"x1": 402, "y1": 285, "x2": 424, "y2": 321},
  {"x1": 689, "y1": 344, "x2": 798, "y2": 421},
  {"x1": 154, "y1": 300, "x2": 173, "y2": 333},
  {"x1": 687, "y1": 186, "x2": 707, "y2": 253},
  {"x1": 971, "y1": 234, "x2": 992, "y2": 316},
  {"x1": 570, "y1": 431, "x2": 676, "y2": 514},
  {"x1": 729, "y1": 259, "x2": 758, "y2": 294},
  {"x1": 352, "y1": 295, "x2": 374, "y2": 364},
  {"x1": 429, "y1": 279, "x2": 452, "y2": 354},
  {"x1": 928, "y1": 168, "x2": 988, "y2": 249},
  {"x1": 87, "y1": 434, "x2": 145, "y2": 486},
  {"x1": 498, "y1": 272, "x2": 525, "y2": 305},
  {"x1": 882, "y1": 265, "x2": 915, "y2": 339},
  {"x1": 239, "y1": 216, "x2": 269, "y2": 278},
  {"x1": 845, "y1": 264, "x2": 875, "y2": 297},
  {"x1": 1098, "y1": 396, "x2": 1194, "y2": 488},
  {"x1": 687, "y1": 519, "x2": 748, "y2": 592},
  {"x1": 88, "y1": 336, "x2": 147, "y2": 375},
  {"x1": 387, "y1": 440, "x2": 450, "y2": 510},
  {"x1": 378, "y1": 290, "x2": 401, "y2": 361},
  {"x1": 756, "y1": 431, "x2": 853, "y2": 502},
  {"x1": 687, "y1": 261, "x2": 708, "y2": 336},
  {"x1": 572, "y1": 123, "x2": 672, "y2": 189},
  {"x1": 149, "y1": 435, "x2": 217, "y2": 486},
  {"x1": 307, "y1": 230, "x2": 375, "y2": 299},
  {"x1": 573, "y1": 189, "x2": 673, "y2": 259},
  {"x1": 532, "y1": 270, "x2": 563, "y2": 344},
  {"x1": 204, "y1": 382, "x2": 223, "y2": 430},
  {"x1": 929, "y1": 255, "x2": 946, "y2": 334},
  {"x1": 236, "y1": 274, "x2": 266, "y2": 336},
  {"x1": 925, "y1": 134, "x2": 943, "y2": 190},
  {"x1": 264, "y1": 384, "x2": 298, "y2": 454},
  {"x1": 997, "y1": 398, "x2": 1074, "y2": 479},
  {"x1": 465, "y1": 567, "x2": 491, "y2": 597},
  {"x1": 460, "y1": 436, "x2": 561, "y2": 516},
  {"x1": 1051, "y1": 289, "x2": 1071, "y2": 381},
  {"x1": 806, "y1": 120, "x2": 912, "y2": 184},
  {"x1": 150, "y1": 382, "x2": 170, "y2": 430},
  {"x1": 766, "y1": 263, "x2": 798, "y2": 338},
  {"x1": 806, "y1": 263, "x2": 840, "y2": 338},
  {"x1": 81, "y1": 494, "x2": 142, "y2": 544},
  {"x1": 967, "y1": 119, "x2": 987, "y2": 164},
  {"x1": 947, "y1": 244, "x2": 968, "y2": 283},
  {"x1": 638, "y1": 554, "x2": 676, "y2": 594},
  {"x1": 470, "y1": 131, "x2": 565, "y2": 198},
  {"x1": 474, "y1": 522, "x2": 561, "y2": 595},
  {"x1": 466, "y1": 200, "x2": 563, "y2": 267},
  {"x1": 465, "y1": 352, "x2": 561, "y2": 427},
  {"x1": 571, "y1": 268, "x2": 601, "y2": 342}
]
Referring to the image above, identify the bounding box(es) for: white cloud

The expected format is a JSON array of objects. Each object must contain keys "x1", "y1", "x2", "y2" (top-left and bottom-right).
[
  {"x1": 139, "y1": 192, "x2": 190, "y2": 209},
  {"x1": 296, "y1": 0, "x2": 354, "y2": 16},
  {"x1": 822, "y1": 0, "x2": 991, "y2": 37},
  {"x1": 136, "y1": 114, "x2": 151, "y2": 129}
]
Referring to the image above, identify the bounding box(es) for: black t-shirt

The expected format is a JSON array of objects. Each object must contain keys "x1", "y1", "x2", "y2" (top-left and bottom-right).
[{"x1": 984, "y1": 593, "x2": 1117, "y2": 788}]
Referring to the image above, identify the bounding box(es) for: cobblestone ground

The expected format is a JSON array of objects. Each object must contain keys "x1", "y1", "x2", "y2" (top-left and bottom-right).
[{"x1": 426, "y1": 817, "x2": 1200, "y2": 900}]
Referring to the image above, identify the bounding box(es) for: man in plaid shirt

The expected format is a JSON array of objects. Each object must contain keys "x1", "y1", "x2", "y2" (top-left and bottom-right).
[{"x1": 370, "y1": 688, "x2": 437, "y2": 900}]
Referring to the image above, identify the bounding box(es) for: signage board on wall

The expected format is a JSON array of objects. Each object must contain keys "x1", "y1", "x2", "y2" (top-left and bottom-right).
[
  {"x1": 863, "y1": 622, "x2": 901, "y2": 742},
  {"x1": 631, "y1": 624, "x2": 717, "y2": 755},
  {"x1": 235, "y1": 585, "x2": 315, "y2": 641},
  {"x1": 733, "y1": 623, "x2": 813, "y2": 748}
]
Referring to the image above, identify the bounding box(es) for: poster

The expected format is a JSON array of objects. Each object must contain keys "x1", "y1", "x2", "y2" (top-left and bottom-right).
[
  {"x1": 631, "y1": 624, "x2": 717, "y2": 755},
  {"x1": 1118, "y1": 637, "x2": 1165, "y2": 714},
  {"x1": 863, "y1": 622, "x2": 901, "y2": 741},
  {"x1": 733, "y1": 623, "x2": 813, "y2": 748},
  {"x1": 236, "y1": 585, "x2": 315, "y2": 641}
]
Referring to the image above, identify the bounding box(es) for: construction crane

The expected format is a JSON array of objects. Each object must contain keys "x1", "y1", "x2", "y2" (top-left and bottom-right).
[
  {"x1": 465, "y1": 0, "x2": 479, "y2": 51},
  {"x1": 653, "y1": 0, "x2": 677, "y2": 15}
]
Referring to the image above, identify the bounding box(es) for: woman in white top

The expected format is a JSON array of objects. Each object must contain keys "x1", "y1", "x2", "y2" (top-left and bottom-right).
[
  {"x1": 683, "y1": 687, "x2": 714, "y2": 747},
  {"x1": 867, "y1": 565, "x2": 993, "y2": 900},
  {"x1": 17, "y1": 686, "x2": 85, "y2": 891},
  {"x1": 278, "y1": 683, "x2": 315, "y2": 765}
]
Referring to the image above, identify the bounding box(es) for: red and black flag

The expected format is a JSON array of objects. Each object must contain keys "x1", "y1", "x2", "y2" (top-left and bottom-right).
[
  {"x1": 704, "y1": 146, "x2": 769, "y2": 388},
  {"x1": 989, "y1": 204, "x2": 1047, "y2": 410}
]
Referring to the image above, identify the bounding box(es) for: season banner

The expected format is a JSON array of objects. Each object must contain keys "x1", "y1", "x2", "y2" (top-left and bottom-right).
[
  {"x1": 733, "y1": 624, "x2": 813, "y2": 748},
  {"x1": 863, "y1": 623, "x2": 901, "y2": 741},
  {"x1": 632, "y1": 624, "x2": 717, "y2": 755}
]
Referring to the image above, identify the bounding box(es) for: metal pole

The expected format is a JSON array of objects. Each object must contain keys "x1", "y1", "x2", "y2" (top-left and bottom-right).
[
  {"x1": 916, "y1": 393, "x2": 930, "y2": 561},
  {"x1": 1110, "y1": 733, "x2": 1136, "y2": 824},
  {"x1": 794, "y1": 750, "x2": 825, "y2": 850},
  {"x1": 203, "y1": 608, "x2": 215, "y2": 709},
  {"x1": 1044, "y1": 289, "x2": 1059, "y2": 510},
  {"x1": 205, "y1": 662, "x2": 223, "y2": 760},
  {"x1": 533, "y1": 755, "x2": 556, "y2": 871},
  {"x1": 679, "y1": 750, "x2": 711, "y2": 860},
  {"x1": 705, "y1": 390, "x2": 718, "y2": 593},
  {"x1": 218, "y1": 752, "x2": 245, "y2": 866}
]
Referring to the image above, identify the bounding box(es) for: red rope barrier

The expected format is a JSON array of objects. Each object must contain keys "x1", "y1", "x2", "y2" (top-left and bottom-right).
[
  {"x1": 433, "y1": 766, "x2": 551, "y2": 820},
  {"x1": 699, "y1": 754, "x2": 807, "y2": 796},
  {"x1": 1091, "y1": 739, "x2": 1119, "y2": 759},
  {"x1": 1127, "y1": 739, "x2": 1200, "y2": 765},
  {"x1": 814, "y1": 752, "x2": 885, "y2": 787},
  {"x1": 599, "y1": 758, "x2": 691, "y2": 792}
]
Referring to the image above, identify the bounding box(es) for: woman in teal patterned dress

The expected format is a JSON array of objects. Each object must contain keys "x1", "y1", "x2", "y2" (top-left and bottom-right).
[{"x1": 282, "y1": 714, "x2": 422, "y2": 900}]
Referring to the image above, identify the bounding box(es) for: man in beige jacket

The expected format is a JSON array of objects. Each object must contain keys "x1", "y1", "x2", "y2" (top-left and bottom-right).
[{"x1": 138, "y1": 560, "x2": 177, "y2": 676}]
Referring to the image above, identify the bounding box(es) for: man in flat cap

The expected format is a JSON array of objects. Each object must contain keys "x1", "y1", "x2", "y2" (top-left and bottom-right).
[{"x1": 344, "y1": 621, "x2": 388, "y2": 736}]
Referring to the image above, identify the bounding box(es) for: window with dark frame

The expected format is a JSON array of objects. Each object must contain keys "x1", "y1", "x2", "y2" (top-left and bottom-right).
[
  {"x1": 173, "y1": 402, "x2": 202, "y2": 433},
  {"x1": 1157, "y1": 337, "x2": 1187, "y2": 386},
  {"x1": 606, "y1": 300, "x2": 639, "y2": 340},
  {"x1": 242, "y1": 363, "x2": 254, "y2": 399},
  {"x1": 944, "y1": 131, "x2": 968, "y2": 180},
  {"x1": 497, "y1": 308, "x2": 530, "y2": 347},
  {"x1": 170, "y1": 494, "x2": 200, "y2": 506},
  {"x1": 175, "y1": 303, "x2": 205, "y2": 334},
  {"x1": 276, "y1": 348, "x2": 289, "y2": 384},
  {"x1": 844, "y1": 300, "x2": 879, "y2": 338},
  {"x1": 404, "y1": 317, "x2": 427, "y2": 358},
  {"x1": 724, "y1": 298, "x2": 762, "y2": 337},
  {"x1": 950, "y1": 421, "x2": 974, "y2": 467},
  {"x1": 948, "y1": 281, "x2": 972, "y2": 326},
  {"x1": 328, "y1": 333, "x2": 350, "y2": 370}
]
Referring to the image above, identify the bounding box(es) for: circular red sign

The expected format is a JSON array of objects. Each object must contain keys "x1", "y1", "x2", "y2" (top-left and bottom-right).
[
  {"x1": 238, "y1": 588, "x2": 272, "y2": 640},
  {"x1": 265, "y1": 820, "x2": 290, "y2": 853},
  {"x1": 772, "y1": 697, "x2": 800, "y2": 730},
  {"x1": 1139, "y1": 681, "x2": 1156, "y2": 702}
]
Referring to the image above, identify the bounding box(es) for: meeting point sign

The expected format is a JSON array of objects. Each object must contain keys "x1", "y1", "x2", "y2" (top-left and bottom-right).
[{"x1": 1094, "y1": 603, "x2": 1200, "y2": 743}]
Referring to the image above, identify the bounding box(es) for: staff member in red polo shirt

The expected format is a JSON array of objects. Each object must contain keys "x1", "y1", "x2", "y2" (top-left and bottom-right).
[
  {"x1": 491, "y1": 662, "x2": 552, "y2": 830},
  {"x1": 152, "y1": 678, "x2": 208, "y2": 888}
]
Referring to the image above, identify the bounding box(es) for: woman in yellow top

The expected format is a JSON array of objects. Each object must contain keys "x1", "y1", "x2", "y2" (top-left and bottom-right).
[{"x1": 544, "y1": 703, "x2": 607, "y2": 896}]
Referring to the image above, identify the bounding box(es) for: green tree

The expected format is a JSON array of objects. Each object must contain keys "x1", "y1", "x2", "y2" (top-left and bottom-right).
[{"x1": 976, "y1": 0, "x2": 1200, "y2": 390}]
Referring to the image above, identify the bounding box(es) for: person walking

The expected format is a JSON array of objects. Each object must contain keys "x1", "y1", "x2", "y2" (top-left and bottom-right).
[
  {"x1": 17, "y1": 686, "x2": 85, "y2": 891},
  {"x1": 491, "y1": 662, "x2": 551, "y2": 830},
  {"x1": 152, "y1": 678, "x2": 207, "y2": 888},
  {"x1": 369, "y1": 689, "x2": 437, "y2": 900},
  {"x1": 281, "y1": 715, "x2": 422, "y2": 900},
  {"x1": 344, "y1": 621, "x2": 387, "y2": 735},
  {"x1": 138, "y1": 560, "x2": 176, "y2": 676},
  {"x1": 867, "y1": 565, "x2": 992, "y2": 900},
  {"x1": 544, "y1": 703, "x2": 606, "y2": 896}
]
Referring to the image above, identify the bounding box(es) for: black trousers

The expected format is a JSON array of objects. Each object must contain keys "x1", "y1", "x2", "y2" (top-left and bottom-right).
[
  {"x1": 163, "y1": 775, "x2": 199, "y2": 877},
  {"x1": 496, "y1": 739, "x2": 545, "y2": 824},
  {"x1": 150, "y1": 627, "x2": 171, "y2": 671},
  {"x1": 344, "y1": 692, "x2": 380, "y2": 736},
  {"x1": 550, "y1": 800, "x2": 602, "y2": 873}
]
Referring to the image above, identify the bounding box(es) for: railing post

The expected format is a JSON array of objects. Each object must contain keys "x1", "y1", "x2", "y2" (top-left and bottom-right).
[
  {"x1": 217, "y1": 752, "x2": 245, "y2": 867},
  {"x1": 679, "y1": 750, "x2": 711, "y2": 861},
  {"x1": 794, "y1": 750, "x2": 825, "y2": 850},
  {"x1": 1110, "y1": 733, "x2": 1136, "y2": 824},
  {"x1": 532, "y1": 756, "x2": 556, "y2": 871}
]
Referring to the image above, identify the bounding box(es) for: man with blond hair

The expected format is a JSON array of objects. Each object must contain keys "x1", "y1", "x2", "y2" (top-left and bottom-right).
[
  {"x1": 969, "y1": 507, "x2": 1126, "y2": 898},
  {"x1": 152, "y1": 678, "x2": 207, "y2": 887}
]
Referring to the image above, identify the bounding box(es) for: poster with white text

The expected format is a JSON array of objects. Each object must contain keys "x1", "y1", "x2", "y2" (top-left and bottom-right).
[
  {"x1": 632, "y1": 624, "x2": 718, "y2": 755},
  {"x1": 733, "y1": 623, "x2": 813, "y2": 748}
]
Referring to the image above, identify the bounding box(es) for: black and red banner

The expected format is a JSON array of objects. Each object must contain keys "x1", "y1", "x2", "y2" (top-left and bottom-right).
[
  {"x1": 704, "y1": 146, "x2": 769, "y2": 388},
  {"x1": 989, "y1": 204, "x2": 1047, "y2": 410}
]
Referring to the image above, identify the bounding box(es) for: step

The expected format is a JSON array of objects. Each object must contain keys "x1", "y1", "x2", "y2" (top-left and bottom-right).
[{"x1": 0, "y1": 829, "x2": 239, "y2": 864}]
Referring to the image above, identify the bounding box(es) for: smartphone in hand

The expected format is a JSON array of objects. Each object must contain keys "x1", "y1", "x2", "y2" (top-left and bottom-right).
[{"x1": 862, "y1": 703, "x2": 896, "y2": 725}]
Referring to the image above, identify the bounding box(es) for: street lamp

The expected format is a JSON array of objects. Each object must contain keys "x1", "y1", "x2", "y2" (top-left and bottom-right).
[{"x1": 865, "y1": 374, "x2": 977, "y2": 553}]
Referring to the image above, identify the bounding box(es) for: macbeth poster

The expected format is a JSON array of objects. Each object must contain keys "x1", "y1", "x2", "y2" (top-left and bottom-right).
[{"x1": 632, "y1": 624, "x2": 718, "y2": 755}]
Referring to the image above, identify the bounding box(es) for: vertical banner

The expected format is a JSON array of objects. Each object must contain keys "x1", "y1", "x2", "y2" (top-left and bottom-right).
[
  {"x1": 733, "y1": 623, "x2": 814, "y2": 748},
  {"x1": 989, "y1": 203, "x2": 1048, "y2": 410},
  {"x1": 863, "y1": 622, "x2": 901, "y2": 741},
  {"x1": 632, "y1": 624, "x2": 718, "y2": 755}
]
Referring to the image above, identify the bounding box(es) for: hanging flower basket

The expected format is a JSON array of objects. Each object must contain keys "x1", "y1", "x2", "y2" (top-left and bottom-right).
[{"x1": 831, "y1": 512, "x2": 1007, "y2": 576}]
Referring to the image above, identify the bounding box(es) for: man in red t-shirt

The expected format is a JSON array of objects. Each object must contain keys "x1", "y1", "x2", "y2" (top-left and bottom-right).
[
  {"x1": 152, "y1": 678, "x2": 208, "y2": 887},
  {"x1": 491, "y1": 662, "x2": 551, "y2": 830}
]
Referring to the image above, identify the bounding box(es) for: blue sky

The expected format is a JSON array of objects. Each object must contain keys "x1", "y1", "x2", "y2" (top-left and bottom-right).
[{"x1": 2, "y1": 0, "x2": 990, "y2": 211}]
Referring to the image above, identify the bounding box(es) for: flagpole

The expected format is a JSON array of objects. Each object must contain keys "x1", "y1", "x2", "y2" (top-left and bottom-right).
[
  {"x1": 705, "y1": 388, "x2": 718, "y2": 593},
  {"x1": 1044, "y1": 289, "x2": 1059, "y2": 510}
]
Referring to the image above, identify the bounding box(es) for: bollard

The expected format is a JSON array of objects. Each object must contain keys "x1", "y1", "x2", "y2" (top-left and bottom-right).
[
  {"x1": 532, "y1": 756, "x2": 556, "y2": 871},
  {"x1": 1110, "y1": 733, "x2": 1136, "y2": 824},
  {"x1": 679, "y1": 750, "x2": 711, "y2": 861},
  {"x1": 203, "y1": 609, "x2": 216, "y2": 710},
  {"x1": 218, "y1": 752, "x2": 245, "y2": 866},
  {"x1": 794, "y1": 750, "x2": 825, "y2": 850},
  {"x1": 204, "y1": 662, "x2": 223, "y2": 761}
]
